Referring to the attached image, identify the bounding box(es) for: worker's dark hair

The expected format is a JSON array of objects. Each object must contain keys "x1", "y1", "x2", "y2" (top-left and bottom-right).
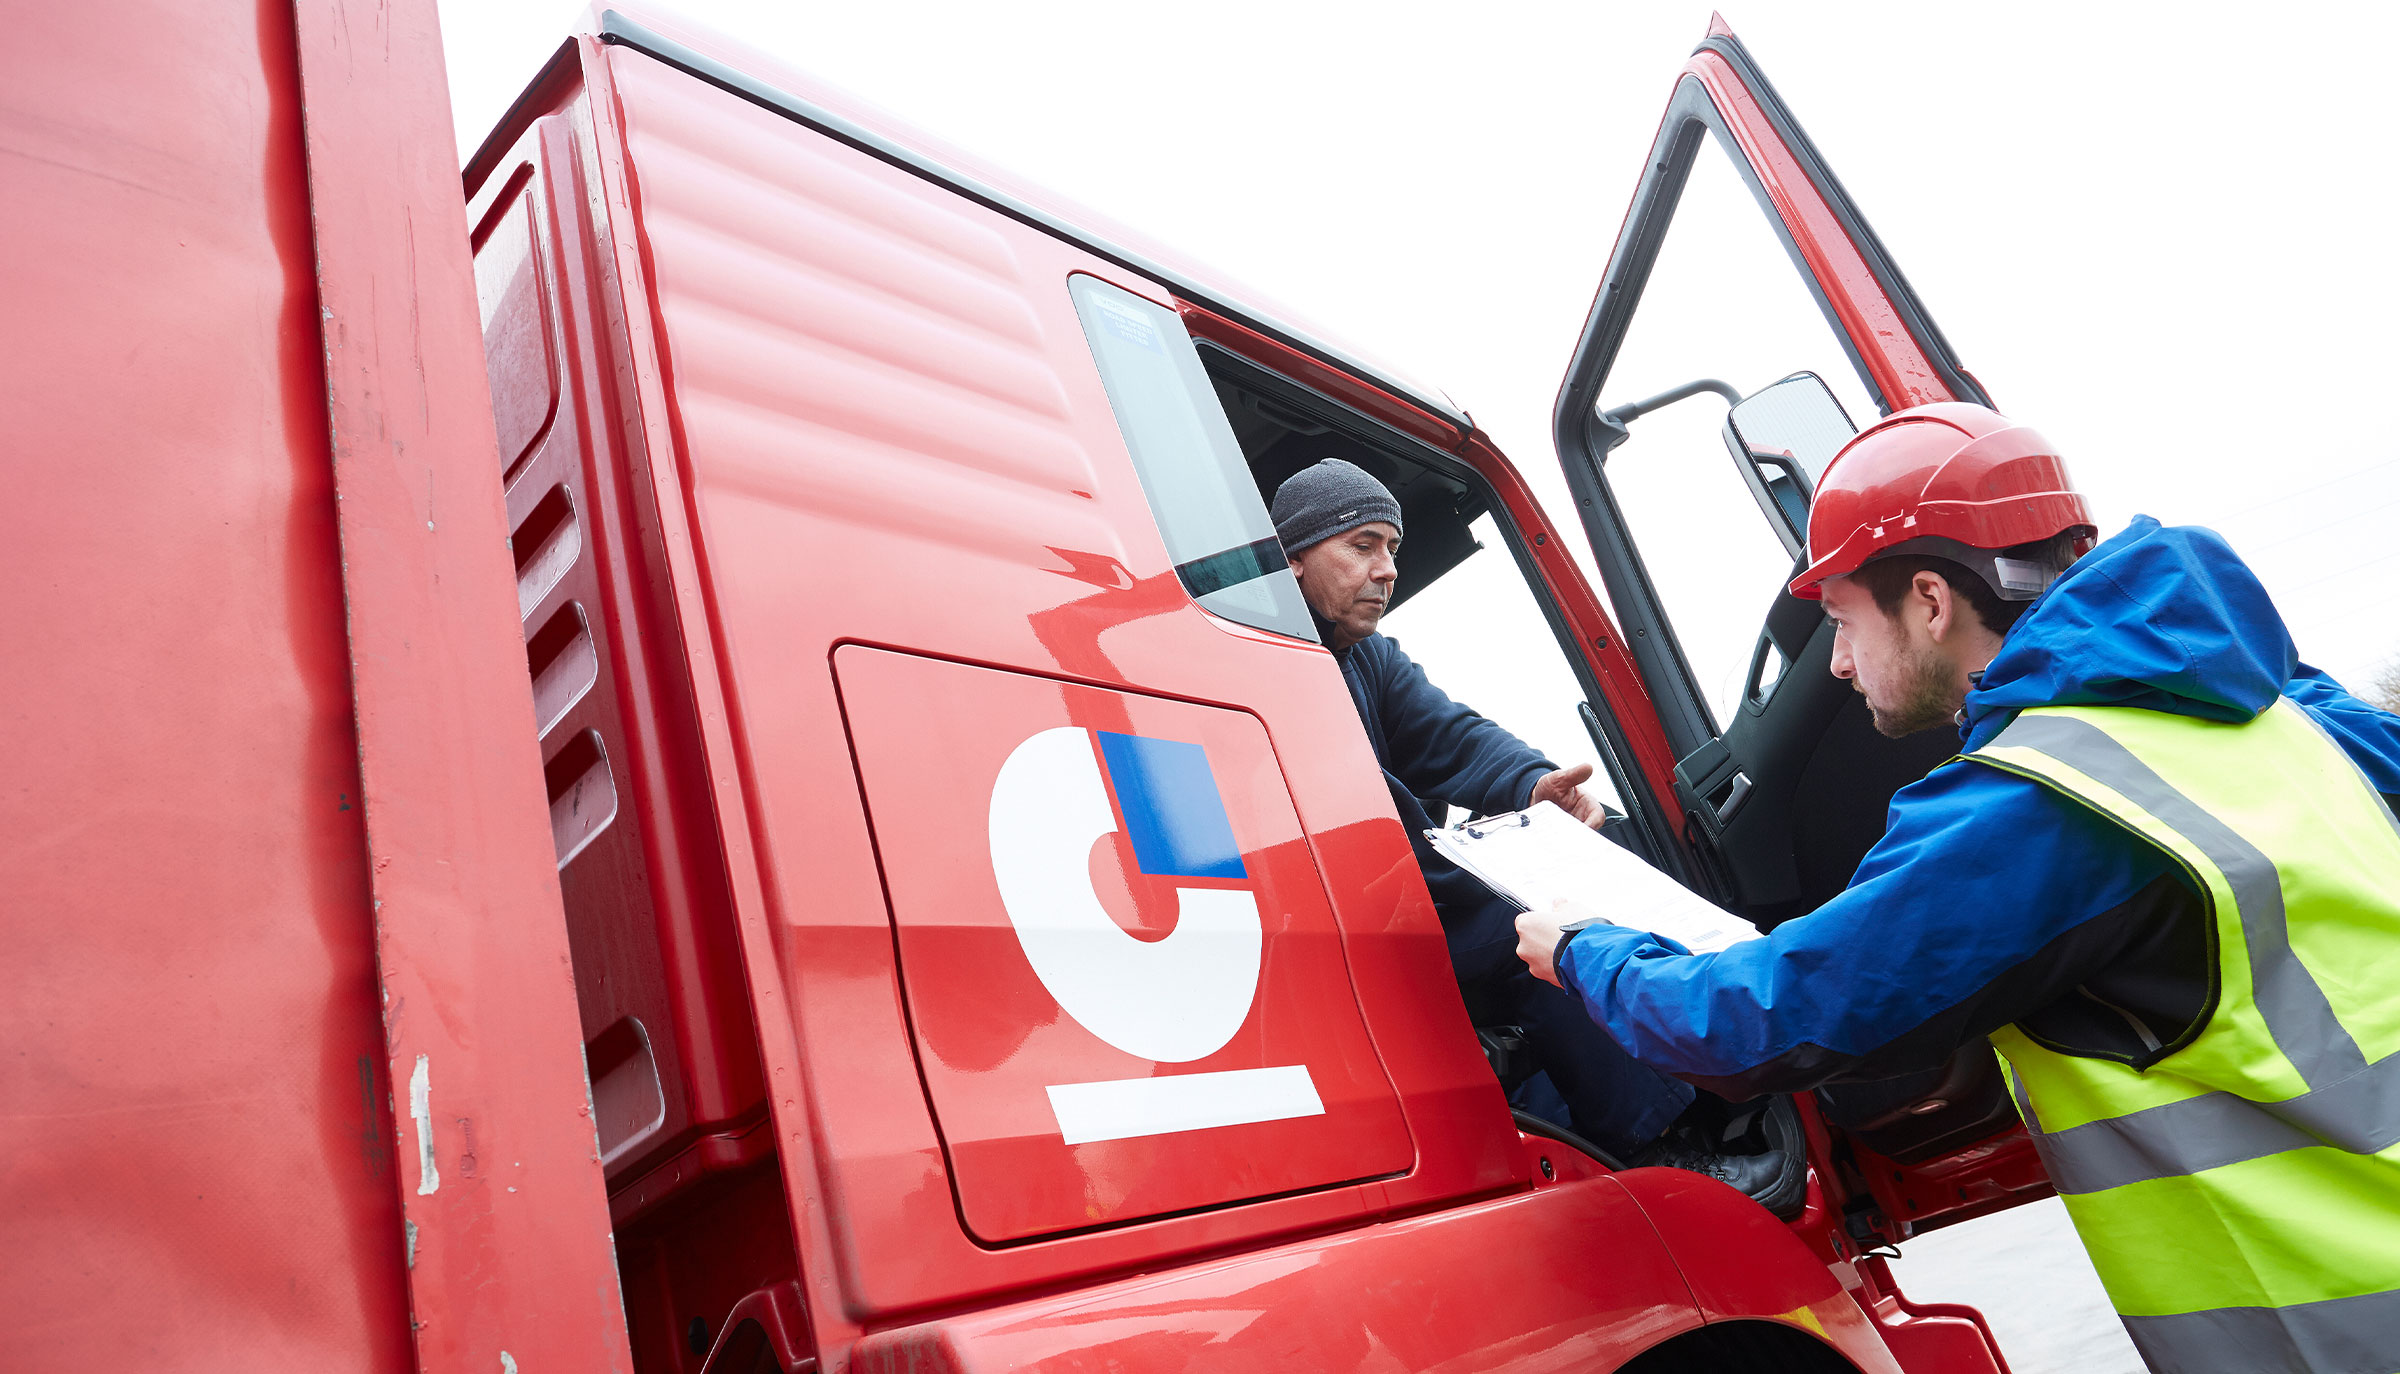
[
  {"x1": 1850, "y1": 532, "x2": 2082, "y2": 636},
  {"x1": 1851, "y1": 556, "x2": 2021, "y2": 636}
]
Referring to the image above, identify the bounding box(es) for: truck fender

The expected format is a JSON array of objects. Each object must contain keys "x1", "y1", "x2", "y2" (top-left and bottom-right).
[
  {"x1": 848, "y1": 1176, "x2": 1701, "y2": 1373},
  {"x1": 1609, "y1": 1168, "x2": 1904, "y2": 1373}
]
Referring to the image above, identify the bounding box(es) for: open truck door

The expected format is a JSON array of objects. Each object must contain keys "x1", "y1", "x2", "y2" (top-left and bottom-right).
[{"x1": 1552, "y1": 19, "x2": 2050, "y2": 1246}]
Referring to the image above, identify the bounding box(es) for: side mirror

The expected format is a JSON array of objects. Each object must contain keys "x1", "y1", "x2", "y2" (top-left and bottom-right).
[{"x1": 1722, "y1": 372, "x2": 1857, "y2": 557}]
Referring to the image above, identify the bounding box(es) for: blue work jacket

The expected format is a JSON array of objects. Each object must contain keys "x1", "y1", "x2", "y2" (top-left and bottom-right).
[{"x1": 1557, "y1": 517, "x2": 2400, "y2": 1099}]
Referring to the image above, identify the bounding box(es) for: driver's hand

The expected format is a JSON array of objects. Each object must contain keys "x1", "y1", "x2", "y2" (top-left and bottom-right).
[
  {"x1": 1530, "y1": 763, "x2": 1608, "y2": 828},
  {"x1": 1517, "y1": 900, "x2": 1596, "y2": 987}
]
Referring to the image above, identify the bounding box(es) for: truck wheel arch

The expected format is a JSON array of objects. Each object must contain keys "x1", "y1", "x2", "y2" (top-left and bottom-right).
[{"x1": 1616, "y1": 1320, "x2": 1867, "y2": 1373}]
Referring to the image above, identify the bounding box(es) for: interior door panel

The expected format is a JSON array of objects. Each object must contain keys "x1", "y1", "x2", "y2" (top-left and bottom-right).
[{"x1": 1698, "y1": 608, "x2": 1958, "y2": 931}]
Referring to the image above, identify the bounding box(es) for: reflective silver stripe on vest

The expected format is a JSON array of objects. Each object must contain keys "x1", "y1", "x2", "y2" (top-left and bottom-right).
[
  {"x1": 2121, "y1": 1285, "x2": 2400, "y2": 1374},
  {"x1": 2024, "y1": 1046, "x2": 2400, "y2": 1195},
  {"x1": 2004, "y1": 1062, "x2": 2042, "y2": 1133},
  {"x1": 1987, "y1": 713, "x2": 2369, "y2": 1088}
]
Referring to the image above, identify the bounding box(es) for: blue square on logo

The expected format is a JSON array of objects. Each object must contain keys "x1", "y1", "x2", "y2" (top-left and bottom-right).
[{"x1": 1096, "y1": 732, "x2": 1248, "y2": 880}]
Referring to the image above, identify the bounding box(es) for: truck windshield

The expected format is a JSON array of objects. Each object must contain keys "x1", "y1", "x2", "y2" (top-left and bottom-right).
[{"x1": 1069, "y1": 275, "x2": 1318, "y2": 642}]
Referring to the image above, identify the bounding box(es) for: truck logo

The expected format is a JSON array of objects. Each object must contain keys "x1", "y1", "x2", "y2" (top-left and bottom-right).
[{"x1": 988, "y1": 727, "x2": 1324, "y2": 1144}]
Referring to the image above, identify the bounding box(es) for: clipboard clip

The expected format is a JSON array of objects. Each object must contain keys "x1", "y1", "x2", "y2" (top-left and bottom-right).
[{"x1": 1461, "y1": 811, "x2": 1533, "y2": 840}]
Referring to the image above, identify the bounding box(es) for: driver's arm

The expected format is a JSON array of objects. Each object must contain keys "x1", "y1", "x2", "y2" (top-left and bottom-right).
[{"x1": 1356, "y1": 634, "x2": 1552, "y2": 817}]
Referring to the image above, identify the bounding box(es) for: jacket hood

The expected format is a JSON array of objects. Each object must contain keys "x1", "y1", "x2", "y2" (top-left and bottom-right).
[{"x1": 1960, "y1": 516, "x2": 2298, "y2": 750}]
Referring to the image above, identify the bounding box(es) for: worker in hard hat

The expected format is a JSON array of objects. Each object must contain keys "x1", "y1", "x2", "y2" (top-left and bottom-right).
[{"x1": 1514, "y1": 402, "x2": 2400, "y2": 1374}]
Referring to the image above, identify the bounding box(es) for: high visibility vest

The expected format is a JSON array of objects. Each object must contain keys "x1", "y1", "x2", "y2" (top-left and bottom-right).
[{"x1": 1961, "y1": 699, "x2": 2400, "y2": 1374}]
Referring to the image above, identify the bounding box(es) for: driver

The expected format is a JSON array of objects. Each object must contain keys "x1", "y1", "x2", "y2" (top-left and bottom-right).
[{"x1": 1273, "y1": 458, "x2": 1788, "y2": 1192}]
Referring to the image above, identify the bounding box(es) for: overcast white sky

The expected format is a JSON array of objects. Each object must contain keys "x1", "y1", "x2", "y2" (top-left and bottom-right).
[{"x1": 432, "y1": 6, "x2": 2393, "y2": 1365}]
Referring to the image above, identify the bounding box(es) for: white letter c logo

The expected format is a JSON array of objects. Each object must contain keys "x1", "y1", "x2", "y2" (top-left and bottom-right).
[{"x1": 988, "y1": 727, "x2": 1261, "y2": 1063}]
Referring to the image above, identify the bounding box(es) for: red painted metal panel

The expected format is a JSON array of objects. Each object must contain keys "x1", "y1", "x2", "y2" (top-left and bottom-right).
[
  {"x1": 836, "y1": 648, "x2": 1413, "y2": 1241},
  {"x1": 589, "y1": 37, "x2": 1526, "y2": 1336},
  {"x1": 848, "y1": 1177, "x2": 1700, "y2": 1372},
  {"x1": 1683, "y1": 48, "x2": 1958, "y2": 411},
  {"x1": 1855, "y1": 1129, "x2": 2052, "y2": 1239},
  {"x1": 1456, "y1": 431, "x2": 1689, "y2": 838},
  {"x1": 565, "y1": 38, "x2": 863, "y2": 1362},
  {"x1": 471, "y1": 110, "x2": 769, "y2": 1191},
  {"x1": 1850, "y1": 1258, "x2": 2013, "y2": 1374},
  {"x1": 614, "y1": 1156, "x2": 808, "y2": 1372},
  {"x1": 290, "y1": 0, "x2": 633, "y2": 1368},
  {"x1": 0, "y1": 3, "x2": 413, "y2": 1365},
  {"x1": 468, "y1": 85, "x2": 812, "y2": 1370},
  {"x1": 1177, "y1": 305, "x2": 1465, "y2": 452},
  {"x1": 1613, "y1": 1169, "x2": 1911, "y2": 1372}
]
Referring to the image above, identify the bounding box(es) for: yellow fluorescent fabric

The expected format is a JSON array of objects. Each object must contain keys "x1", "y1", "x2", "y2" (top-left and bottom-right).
[
  {"x1": 2061, "y1": 1139, "x2": 2400, "y2": 1317},
  {"x1": 1960, "y1": 698, "x2": 2400, "y2": 1371}
]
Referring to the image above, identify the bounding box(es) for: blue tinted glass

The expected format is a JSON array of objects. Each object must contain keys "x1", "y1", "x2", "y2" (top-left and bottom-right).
[{"x1": 1070, "y1": 276, "x2": 1317, "y2": 642}]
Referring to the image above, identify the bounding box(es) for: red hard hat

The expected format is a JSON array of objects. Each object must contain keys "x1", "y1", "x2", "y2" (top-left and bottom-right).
[{"x1": 1788, "y1": 401, "x2": 2095, "y2": 600}]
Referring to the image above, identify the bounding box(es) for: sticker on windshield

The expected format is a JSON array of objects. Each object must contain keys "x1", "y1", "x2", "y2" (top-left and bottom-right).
[{"x1": 1085, "y1": 291, "x2": 1163, "y2": 353}]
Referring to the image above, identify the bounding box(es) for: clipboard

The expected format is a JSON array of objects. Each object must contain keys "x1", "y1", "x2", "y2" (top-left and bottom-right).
[{"x1": 1425, "y1": 801, "x2": 1762, "y2": 955}]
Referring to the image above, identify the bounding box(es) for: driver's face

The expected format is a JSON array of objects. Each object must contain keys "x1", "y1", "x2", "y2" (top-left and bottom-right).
[{"x1": 1289, "y1": 522, "x2": 1400, "y2": 652}]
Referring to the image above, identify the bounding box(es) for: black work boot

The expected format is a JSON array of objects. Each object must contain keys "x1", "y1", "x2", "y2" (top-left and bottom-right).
[{"x1": 1627, "y1": 1096, "x2": 1807, "y2": 1218}]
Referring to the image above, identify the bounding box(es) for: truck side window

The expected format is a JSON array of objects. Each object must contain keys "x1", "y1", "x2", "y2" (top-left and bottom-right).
[{"x1": 1069, "y1": 275, "x2": 1320, "y2": 641}]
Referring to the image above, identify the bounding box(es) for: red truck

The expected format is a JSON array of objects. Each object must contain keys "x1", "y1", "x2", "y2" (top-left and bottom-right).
[{"x1": 5, "y1": 3, "x2": 2056, "y2": 1370}]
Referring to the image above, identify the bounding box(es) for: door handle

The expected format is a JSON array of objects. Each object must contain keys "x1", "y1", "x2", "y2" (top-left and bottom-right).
[{"x1": 1713, "y1": 771, "x2": 1754, "y2": 825}]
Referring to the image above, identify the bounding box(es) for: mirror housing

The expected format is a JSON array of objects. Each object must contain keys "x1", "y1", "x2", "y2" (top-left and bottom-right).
[{"x1": 1722, "y1": 373, "x2": 1857, "y2": 557}]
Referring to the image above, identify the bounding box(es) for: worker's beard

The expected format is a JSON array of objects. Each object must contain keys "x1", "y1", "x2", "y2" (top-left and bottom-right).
[{"x1": 1863, "y1": 643, "x2": 1961, "y2": 738}]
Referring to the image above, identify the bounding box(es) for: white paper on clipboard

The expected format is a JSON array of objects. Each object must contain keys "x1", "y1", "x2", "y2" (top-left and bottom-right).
[{"x1": 1425, "y1": 801, "x2": 1762, "y2": 955}]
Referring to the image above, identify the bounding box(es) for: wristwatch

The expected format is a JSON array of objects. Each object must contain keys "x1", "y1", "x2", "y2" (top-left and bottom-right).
[{"x1": 1552, "y1": 924, "x2": 1583, "y2": 983}]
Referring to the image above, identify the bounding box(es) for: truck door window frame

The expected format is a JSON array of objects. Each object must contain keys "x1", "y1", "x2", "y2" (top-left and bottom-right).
[{"x1": 1552, "y1": 40, "x2": 1988, "y2": 767}]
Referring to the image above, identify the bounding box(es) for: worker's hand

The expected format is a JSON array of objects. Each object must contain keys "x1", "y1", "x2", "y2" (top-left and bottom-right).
[
  {"x1": 1517, "y1": 900, "x2": 1596, "y2": 987},
  {"x1": 1529, "y1": 763, "x2": 1608, "y2": 828}
]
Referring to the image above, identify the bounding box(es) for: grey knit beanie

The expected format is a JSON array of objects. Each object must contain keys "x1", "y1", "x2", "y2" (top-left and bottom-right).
[{"x1": 1271, "y1": 459, "x2": 1404, "y2": 556}]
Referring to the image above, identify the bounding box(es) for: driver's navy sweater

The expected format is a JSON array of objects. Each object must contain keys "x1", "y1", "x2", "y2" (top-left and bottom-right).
[
  {"x1": 1332, "y1": 627, "x2": 1554, "y2": 981},
  {"x1": 1556, "y1": 517, "x2": 2400, "y2": 1100}
]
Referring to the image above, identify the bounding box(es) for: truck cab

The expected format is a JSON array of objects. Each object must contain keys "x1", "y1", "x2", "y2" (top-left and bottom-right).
[{"x1": 5, "y1": 4, "x2": 2049, "y2": 1370}]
